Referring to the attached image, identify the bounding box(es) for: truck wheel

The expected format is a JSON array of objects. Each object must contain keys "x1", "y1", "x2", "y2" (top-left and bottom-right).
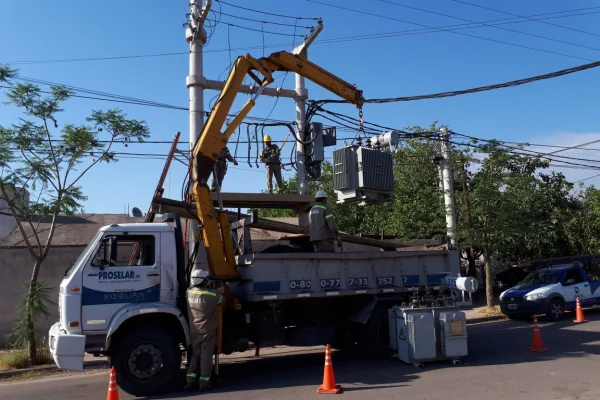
[
  {"x1": 547, "y1": 299, "x2": 564, "y2": 321},
  {"x1": 361, "y1": 304, "x2": 392, "y2": 357},
  {"x1": 111, "y1": 327, "x2": 182, "y2": 396}
]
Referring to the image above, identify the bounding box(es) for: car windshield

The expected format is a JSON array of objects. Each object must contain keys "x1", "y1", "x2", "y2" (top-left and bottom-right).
[{"x1": 521, "y1": 269, "x2": 562, "y2": 285}]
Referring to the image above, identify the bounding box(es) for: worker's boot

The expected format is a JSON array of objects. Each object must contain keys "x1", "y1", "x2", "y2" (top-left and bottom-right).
[
  {"x1": 184, "y1": 380, "x2": 199, "y2": 392},
  {"x1": 197, "y1": 379, "x2": 212, "y2": 392}
]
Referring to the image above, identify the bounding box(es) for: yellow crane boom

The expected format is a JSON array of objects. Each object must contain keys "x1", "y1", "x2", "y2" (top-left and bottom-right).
[{"x1": 191, "y1": 50, "x2": 365, "y2": 280}]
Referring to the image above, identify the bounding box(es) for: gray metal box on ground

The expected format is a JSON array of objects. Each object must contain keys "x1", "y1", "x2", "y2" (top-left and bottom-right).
[
  {"x1": 407, "y1": 313, "x2": 437, "y2": 361},
  {"x1": 389, "y1": 307, "x2": 436, "y2": 364},
  {"x1": 439, "y1": 311, "x2": 468, "y2": 358},
  {"x1": 430, "y1": 306, "x2": 460, "y2": 352}
]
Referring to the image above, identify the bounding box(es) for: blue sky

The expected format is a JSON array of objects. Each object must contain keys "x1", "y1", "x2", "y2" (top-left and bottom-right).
[{"x1": 2, "y1": 0, "x2": 600, "y2": 214}]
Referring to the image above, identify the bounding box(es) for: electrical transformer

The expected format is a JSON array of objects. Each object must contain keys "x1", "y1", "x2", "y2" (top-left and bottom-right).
[
  {"x1": 389, "y1": 306, "x2": 468, "y2": 367},
  {"x1": 332, "y1": 145, "x2": 394, "y2": 205}
]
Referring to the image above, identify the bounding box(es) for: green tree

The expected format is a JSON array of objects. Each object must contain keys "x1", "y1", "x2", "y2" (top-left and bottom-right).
[
  {"x1": 456, "y1": 140, "x2": 579, "y2": 306},
  {"x1": 566, "y1": 185, "x2": 600, "y2": 254},
  {"x1": 0, "y1": 64, "x2": 150, "y2": 364}
]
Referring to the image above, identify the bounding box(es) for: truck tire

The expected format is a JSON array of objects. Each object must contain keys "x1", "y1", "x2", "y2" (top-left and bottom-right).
[
  {"x1": 361, "y1": 304, "x2": 392, "y2": 357},
  {"x1": 546, "y1": 298, "x2": 565, "y2": 321},
  {"x1": 111, "y1": 327, "x2": 182, "y2": 396}
]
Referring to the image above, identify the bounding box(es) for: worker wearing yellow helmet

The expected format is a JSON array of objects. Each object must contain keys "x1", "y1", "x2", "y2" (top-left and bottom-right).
[{"x1": 259, "y1": 135, "x2": 283, "y2": 193}]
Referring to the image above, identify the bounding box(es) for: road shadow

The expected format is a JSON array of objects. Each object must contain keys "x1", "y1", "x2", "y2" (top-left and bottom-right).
[
  {"x1": 140, "y1": 350, "x2": 418, "y2": 399},
  {"x1": 139, "y1": 309, "x2": 600, "y2": 398},
  {"x1": 459, "y1": 309, "x2": 600, "y2": 368}
]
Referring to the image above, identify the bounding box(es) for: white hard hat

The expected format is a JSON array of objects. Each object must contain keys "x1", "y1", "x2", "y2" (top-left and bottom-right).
[
  {"x1": 190, "y1": 269, "x2": 210, "y2": 286},
  {"x1": 315, "y1": 190, "x2": 327, "y2": 199}
]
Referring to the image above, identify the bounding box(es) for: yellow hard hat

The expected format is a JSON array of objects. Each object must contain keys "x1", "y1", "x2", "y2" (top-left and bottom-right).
[{"x1": 264, "y1": 135, "x2": 272, "y2": 142}]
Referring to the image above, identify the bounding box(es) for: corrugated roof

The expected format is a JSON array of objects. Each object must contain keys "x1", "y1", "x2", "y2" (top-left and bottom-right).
[
  {"x1": 0, "y1": 214, "x2": 145, "y2": 247},
  {"x1": 0, "y1": 214, "x2": 298, "y2": 248}
]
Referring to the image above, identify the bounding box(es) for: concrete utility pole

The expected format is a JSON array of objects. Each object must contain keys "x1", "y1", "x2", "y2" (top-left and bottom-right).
[
  {"x1": 185, "y1": 4, "x2": 324, "y2": 259},
  {"x1": 292, "y1": 21, "x2": 323, "y2": 200},
  {"x1": 440, "y1": 127, "x2": 457, "y2": 248},
  {"x1": 186, "y1": 0, "x2": 212, "y2": 271}
]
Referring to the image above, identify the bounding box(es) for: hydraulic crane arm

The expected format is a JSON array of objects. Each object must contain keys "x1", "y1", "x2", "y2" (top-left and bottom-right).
[{"x1": 191, "y1": 50, "x2": 365, "y2": 280}]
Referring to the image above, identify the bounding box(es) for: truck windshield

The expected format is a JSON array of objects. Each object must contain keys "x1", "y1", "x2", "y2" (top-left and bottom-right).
[
  {"x1": 521, "y1": 269, "x2": 562, "y2": 285},
  {"x1": 64, "y1": 230, "x2": 102, "y2": 277}
]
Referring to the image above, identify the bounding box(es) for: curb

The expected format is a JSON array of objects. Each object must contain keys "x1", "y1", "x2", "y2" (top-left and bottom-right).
[
  {"x1": 0, "y1": 360, "x2": 108, "y2": 379},
  {"x1": 466, "y1": 315, "x2": 507, "y2": 325}
]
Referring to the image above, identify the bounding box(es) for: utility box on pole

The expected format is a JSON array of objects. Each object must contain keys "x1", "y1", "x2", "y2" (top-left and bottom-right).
[{"x1": 307, "y1": 122, "x2": 325, "y2": 163}]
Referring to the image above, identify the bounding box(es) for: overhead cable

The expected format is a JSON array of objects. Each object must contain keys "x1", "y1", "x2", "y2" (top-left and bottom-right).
[
  {"x1": 316, "y1": 59, "x2": 600, "y2": 104},
  {"x1": 5, "y1": 7, "x2": 599, "y2": 65},
  {"x1": 223, "y1": 22, "x2": 303, "y2": 37},
  {"x1": 305, "y1": 0, "x2": 594, "y2": 62},
  {"x1": 216, "y1": 0, "x2": 319, "y2": 20},
  {"x1": 378, "y1": 0, "x2": 600, "y2": 54},
  {"x1": 219, "y1": 11, "x2": 313, "y2": 28},
  {"x1": 449, "y1": 0, "x2": 600, "y2": 38}
]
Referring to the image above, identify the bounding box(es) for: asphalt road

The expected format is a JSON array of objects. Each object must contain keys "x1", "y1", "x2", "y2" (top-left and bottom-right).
[{"x1": 2, "y1": 313, "x2": 600, "y2": 400}]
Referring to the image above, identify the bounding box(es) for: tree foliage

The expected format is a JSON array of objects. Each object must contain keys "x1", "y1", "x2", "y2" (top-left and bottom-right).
[{"x1": 0, "y1": 64, "x2": 150, "y2": 363}]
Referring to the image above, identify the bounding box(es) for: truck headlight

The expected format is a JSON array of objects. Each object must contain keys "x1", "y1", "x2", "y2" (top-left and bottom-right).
[
  {"x1": 525, "y1": 293, "x2": 546, "y2": 301},
  {"x1": 499, "y1": 291, "x2": 506, "y2": 301}
]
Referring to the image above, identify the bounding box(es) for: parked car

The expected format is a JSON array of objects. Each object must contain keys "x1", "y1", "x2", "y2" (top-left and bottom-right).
[
  {"x1": 499, "y1": 265, "x2": 600, "y2": 320},
  {"x1": 494, "y1": 266, "x2": 540, "y2": 291}
]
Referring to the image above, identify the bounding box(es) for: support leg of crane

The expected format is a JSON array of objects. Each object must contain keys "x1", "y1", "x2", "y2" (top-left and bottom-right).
[{"x1": 211, "y1": 353, "x2": 228, "y2": 388}]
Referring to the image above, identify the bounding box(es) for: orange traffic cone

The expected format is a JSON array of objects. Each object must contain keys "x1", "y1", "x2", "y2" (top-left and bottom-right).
[
  {"x1": 317, "y1": 344, "x2": 342, "y2": 394},
  {"x1": 528, "y1": 315, "x2": 548, "y2": 352},
  {"x1": 107, "y1": 366, "x2": 119, "y2": 400},
  {"x1": 573, "y1": 296, "x2": 588, "y2": 323}
]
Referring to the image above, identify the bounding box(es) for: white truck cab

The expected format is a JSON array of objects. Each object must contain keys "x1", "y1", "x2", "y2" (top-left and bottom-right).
[{"x1": 49, "y1": 216, "x2": 190, "y2": 395}]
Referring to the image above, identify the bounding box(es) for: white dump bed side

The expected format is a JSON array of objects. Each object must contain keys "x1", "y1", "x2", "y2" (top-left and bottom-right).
[{"x1": 230, "y1": 250, "x2": 461, "y2": 301}]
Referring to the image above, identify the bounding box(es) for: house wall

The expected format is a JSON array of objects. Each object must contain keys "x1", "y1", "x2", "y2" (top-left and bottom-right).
[
  {"x1": 0, "y1": 186, "x2": 29, "y2": 239},
  {"x1": 0, "y1": 246, "x2": 84, "y2": 347}
]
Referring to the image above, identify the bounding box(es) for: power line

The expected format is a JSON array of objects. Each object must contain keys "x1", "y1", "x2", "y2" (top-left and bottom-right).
[
  {"x1": 449, "y1": 135, "x2": 600, "y2": 168},
  {"x1": 316, "y1": 58, "x2": 600, "y2": 104},
  {"x1": 17, "y1": 77, "x2": 185, "y2": 110},
  {"x1": 449, "y1": 0, "x2": 600, "y2": 38},
  {"x1": 215, "y1": 0, "x2": 320, "y2": 20},
  {"x1": 1, "y1": 79, "x2": 294, "y2": 125},
  {"x1": 305, "y1": 0, "x2": 593, "y2": 62},
  {"x1": 309, "y1": 105, "x2": 600, "y2": 168},
  {"x1": 378, "y1": 0, "x2": 600, "y2": 55},
  {"x1": 574, "y1": 173, "x2": 600, "y2": 183},
  {"x1": 4, "y1": 8, "x2": 599, "y2": 65},
  {"x1": 219, "y1": 11, "x2": 313, "y2": 28},
  {"x1": 223, "y1": 22, "x2": 303, "y2": 37},
  {"x1": 499, "y1": 142, "x2": 600, "y2": 153}
]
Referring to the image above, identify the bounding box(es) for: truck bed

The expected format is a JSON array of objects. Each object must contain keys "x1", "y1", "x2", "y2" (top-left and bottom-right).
[{"x1": 230, "y1": 250, "x2": 461, "y2": 301}]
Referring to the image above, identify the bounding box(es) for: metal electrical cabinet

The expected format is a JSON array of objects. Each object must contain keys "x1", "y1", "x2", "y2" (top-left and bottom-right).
[
  {"x1": 388, "y1": 308, "x2": 436, "y2": 366},
  {"x1": 332, "y1": 145, "x2": 394, "y2": 205},
  {"x1": 389, "y1": 307, "x2": 468, "y2": 367},
  {"x1": 439, "y1": 311, "x2": 468, "y2": 358}
]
